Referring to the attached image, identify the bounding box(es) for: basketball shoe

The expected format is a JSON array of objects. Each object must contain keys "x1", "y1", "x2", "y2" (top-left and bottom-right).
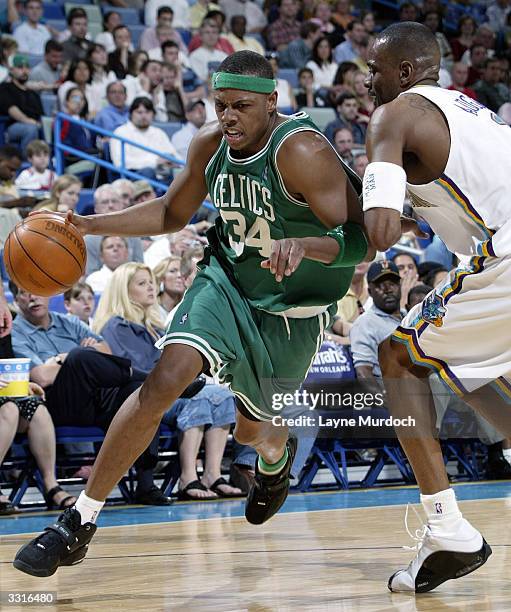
[
  {"x1": 245, "y1": 435, "x2": 297, "y2": 525},
  {"x1": 388, "y1": 508, "x2": 492, "y2": 593},
  {"x1": 13, "y1": 507, "x2": 96, "y2": 577}
]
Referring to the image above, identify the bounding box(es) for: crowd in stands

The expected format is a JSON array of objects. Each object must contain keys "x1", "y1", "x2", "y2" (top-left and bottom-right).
[{"x1": 1, "y1": 0, "x2": 511, "y2": 513}]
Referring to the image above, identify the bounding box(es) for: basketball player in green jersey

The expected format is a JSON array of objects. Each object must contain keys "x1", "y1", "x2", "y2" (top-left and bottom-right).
[{"x1": 14, "y1": 51, "x2": 370, "y2": 577}]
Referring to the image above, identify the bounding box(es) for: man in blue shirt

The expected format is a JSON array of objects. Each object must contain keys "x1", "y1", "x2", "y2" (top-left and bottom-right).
[{"x1": 94, "y1": 82, "x2": 129, "y2": 134}]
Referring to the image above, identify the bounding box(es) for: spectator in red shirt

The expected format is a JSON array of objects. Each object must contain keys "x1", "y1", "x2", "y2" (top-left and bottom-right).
[
  {"x1": 449, "y1": 15, "x2": 477, "y2": 62},
  {"x1": 448, "y1": 62, "x2": 477, "y2": 99},
  {"x1": 267, "y1": 0, "x2": 302, "y2": 51},
  {"x1": 188, "y1": 11, "x2": 234, "y2": 55},
  {"x1": 465, "y1": 44, "x2": 488, "y2": 86}
]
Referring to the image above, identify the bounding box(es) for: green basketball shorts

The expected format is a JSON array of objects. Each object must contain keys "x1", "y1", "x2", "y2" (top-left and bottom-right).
[{"x1": 156, "y1": 254, "x2": 334, "y2": 422}]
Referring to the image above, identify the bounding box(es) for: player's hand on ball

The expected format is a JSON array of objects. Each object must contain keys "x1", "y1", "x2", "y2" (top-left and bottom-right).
[
  {"x1": 261, "y1": 238, "x2": 305, "y2": 283},
  {"x1": 28, "y1": 209, "x2": 89, "y2": 236}
]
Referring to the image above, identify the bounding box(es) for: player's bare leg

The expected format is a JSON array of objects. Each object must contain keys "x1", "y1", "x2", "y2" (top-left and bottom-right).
[{"x1": 379, "y1": 338, "x2": 491, "y2": 593}]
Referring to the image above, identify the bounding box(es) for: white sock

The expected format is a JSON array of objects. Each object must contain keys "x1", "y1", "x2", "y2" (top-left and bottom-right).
[
  {"x1": 503, "y1": 448, "x2": 511, "y2": 465},
  {"x1": 420, "y1": 488, "x2": 463, "y2": 535},
  {"x1": 74, "y1": 491, "x2": 104, "y2": 525}
]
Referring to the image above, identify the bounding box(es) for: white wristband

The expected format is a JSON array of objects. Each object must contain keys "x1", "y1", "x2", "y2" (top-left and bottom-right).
[{"x1": 362, "y1": 162, "x2": 407, "y2": 214}]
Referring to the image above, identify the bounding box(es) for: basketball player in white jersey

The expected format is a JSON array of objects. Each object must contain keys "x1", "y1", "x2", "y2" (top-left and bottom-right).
[{"x1": 362, "y1": 21, "x2": 511, "y2": 593}]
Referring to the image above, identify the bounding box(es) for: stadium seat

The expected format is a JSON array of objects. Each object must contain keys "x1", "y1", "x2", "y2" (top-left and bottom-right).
[
  {"x1": 278, "y1": 68, "x2": 299, "y2": 89},
  {"x1": 48, "y1": 293, "x2": 67, "y2": 313},
  {"x1": 26, "y1": 54, "x2": 43, "y2": 68},
  {"x1": 104, "y1": 7, "x2": 141, "y2": 25},
  {"x1": 176, "y1": 27, "x2": 191, "y2": 46},
  {"x1": 45, "y1": 19, "x2": 66, "y2": 34},
  {"x1": 76, "y1": 188, "x2": 95, "y2": 215},
  {"x1": 41, "y1": 93, "x2": 57, "y2": 117},
  {"x1": 301, "y1": 107, "x2": 337, "y2": 132},
  {"x1": 153, "y1": 121, "x2": 185, "y2": 141},
  {"x1": 129, "y1": 25, "x2": 145, "y2": 48},
  {"x1": 42, "y1": 3, "x2": 65, "y2": 20},
  {"x1": 65, "y1": 3, "x2": 101, "y2": 23}
]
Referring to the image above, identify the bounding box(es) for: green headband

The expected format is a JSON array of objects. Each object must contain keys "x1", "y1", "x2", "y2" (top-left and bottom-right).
[{"x1": 211, "y1": 72, "x2": 276, "y2": 94}]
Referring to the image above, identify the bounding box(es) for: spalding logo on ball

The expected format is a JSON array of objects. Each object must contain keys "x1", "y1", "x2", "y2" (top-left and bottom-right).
[{"x1": 3, "y1": 213, "x2": 86, "y2": 297}]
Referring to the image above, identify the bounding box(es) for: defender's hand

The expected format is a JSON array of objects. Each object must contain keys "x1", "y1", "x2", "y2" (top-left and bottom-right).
[
  {"x1": 401, "y1": 217, "x2": 429, "y2": 239},
  {"x1": 261, "y1": 238, "x2": 305, "y2": 283}
]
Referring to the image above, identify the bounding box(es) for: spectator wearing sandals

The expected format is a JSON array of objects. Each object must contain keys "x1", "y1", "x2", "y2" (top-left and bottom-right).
[{"x1": 0, "y1": 333, "x2": 77, "y2": 514}]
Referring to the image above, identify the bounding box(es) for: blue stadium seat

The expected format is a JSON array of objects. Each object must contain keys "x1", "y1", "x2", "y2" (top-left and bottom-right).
[
  {"x1": 41, "y1": 93, "x2": 57, "y2": 117},
  {"x1": 278, "y1": 68, "x2": 299, "y2": 89},
  {"x1": 153, "y1": 121, "x2": 185, "y2": 140},
  {"x1": 48, "y1": 293, "x2": 67, "y2": 313},
  {"x1": 176, "y1": 27, "x2": 191, "y2": 46},
  {"x1": 43, "y1": 3, "x2": 65, "y2": 20},
  {"x1": 26, "y1": 54, "x2": 43, "y2": 68},
  {"x1": 104, "y1": 7, "x2": 141, "y2": 25},
  {"x1": 76, "y1": 188, "x2": 95, "y2": 215},
  {"x1": 129, "y1": 24, "x2": 145, "y2": 48},
  {"x1": 45, "y1": 19, "x2": 66, "y2": 33}
]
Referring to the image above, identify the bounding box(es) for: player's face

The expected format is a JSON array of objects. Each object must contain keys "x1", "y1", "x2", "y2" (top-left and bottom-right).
[
  {"x1": 128, "y1": 269, "x2": 156, "y2": 309},
  {"x1": 366, "y1": 42, "x2": 402, "y2": 106},
  {"x1": 214, "y1": 89, "x2": 278, "y2": 153}
]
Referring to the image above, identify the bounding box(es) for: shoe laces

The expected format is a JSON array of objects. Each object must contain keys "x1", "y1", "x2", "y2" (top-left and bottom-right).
[{"x1": 402, "y1": 503, "x2": 429, "y2": 552}]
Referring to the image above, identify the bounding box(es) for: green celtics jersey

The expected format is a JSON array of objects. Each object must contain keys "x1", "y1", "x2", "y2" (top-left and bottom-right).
[{"x1": 205, "y1": 112, "x2": 358, "y2": 313}]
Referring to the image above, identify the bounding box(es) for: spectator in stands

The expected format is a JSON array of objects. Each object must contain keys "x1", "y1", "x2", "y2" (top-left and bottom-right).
[
  {"x1": 126, "y1": 50, "x2": 149, "y2": 81},
  {"x1": 57, "y1": 58, "x2": 93, "y2": 117},
  {"x1": 60, "y1": 88, "x2": 97, "y2": 163},
  {"x1": 112, "y1": 178, "x2": 135, "y2": 208},
  {"x1": 111, "y1": 97, "x2": 178, "y2": 180},
  {"x1": 123, "y1": 60, "x2": 167, "y2": 122},
  {"x1": 331, "y1": 0, "x2": 354, "y2": 31},
  {"x1": 324, "y1": 92, "x2": 366, "y2": 145},
  {"x1": 392, "y1": 252, "x2": 419, "y2": 311},
  {"x1": 226, "y1": 15, "x2": 265, "y2": 55},
  {"x1": 34, "y1": 175, "x2": 81, "y2": 212},
  {"x1": 462, "y1": 25, "x2": 496, "y2": 66},
  {"x1": 280, "y1": 20, "x2": 321, "y2": 70},
  {"x1": 62, "y1": 8, "x2": 94, "y2": 63},
  {"x1": 149, "y1": 23, "x2": 191, "y2": 60},
  {"x1": 267, "y1": 0, "x2": 301, "y2": 51},
  {"x1": 161, "y1": 41, "x2": 206, "y2": 100},
  {"x1": 15, "y1": 139, "x2": 55, "y2": 191},
  {"x1": 448, "y1": 62, "x2": 477, "y2": 99},
  {"x1": 13, "y1": 0, "x2": 50, "y2": 55},
  {"x1": 474, "y1": 57, "x2": 511, "y2": 112},
  {"x1": 0, "y1": 38, "x2": 18, "y2": 86},
  {"x1": 352, "y1": 151, "x2": 368, "y2": 178},
  {"x1": 423, "y1": 265, "x2": 448, "y2": 288},
  {"x1": 449, "y1": 16, "x2": 477, "y2": 62},
  {"x1": 465, "y1": 44, "x2": 488, "y2": 86},
  {"x1": 153, "y1": 255, "x2": 185, "y2": 320},
  {"x1": 295, "y1": 66, "x2": 329, "y2": 108},
  {"x1": 329, "y1": 60, "x2": 358, "y2": 102},
  {"x1": 352, "y1": 70, "x2": 374, "y2": 117},
  {"x1": 108, "y1": 25, "x2": 133, "y2": 80},
  {"x1": 145, "y1": 0, "x2": 191, "y2": 30},
  {"x1": 333, "y1": 127, "x2": 354, "y2": 165},
  {"x1": 85, "y1": 184, "x2": 144, "y2": 275},
  {"x1": 162, "y1": 62, "x2": 187, "y2": 122},
  {"x1": 305, "y1": 35, "x2": 338, "y2": 88},
  {"x1": 95, "y1": 10, "x2": 122, "y2": 55},
  {"x1": 406, "y1": 284, "x2": 433, "y2": 311},
  {"x1": 29, "y1": 40, "x2": 63, "y2": 91},
  {"x1": 171, "y1": 99, "x2": 206, "y2": 160},
  {"x1": 220, "y1": 0, "x2": 267, "y2": 34},
  {"x1": 486, "y1": 0, "x2": 511, "y2": 33},
  {"x1": 191, "y1": 0, "x2": 221, "y2": 31},
  {"x1": 350, "y1": 261, "x2": 402, "y2": 382},
  {"x1": 88, "y1": 44, "x2": 117, "y2": 115},
  {"x1": 360, "y1": 10, "x2": 376, "y2": 39},
  {"x1": 188, "y1": 10, "x2": 233, "y2": 55},
  {"x1": 141, "y1": 6, "x2": 186, "y2": 54},
  {"x1": 423, "y1": 10, "x2": 453, "y2": 71},
  {"x1": 132, "y1": 179, "x2": 157, "y2": 205},
  {"x1": 189, "y1": 21, "x2": 228, "y2": 81},
  {"x1": 333, "y1": 20, "x2": 368, "y2": 65},
  {"x1": 86, "y1": 236, "x2": 131, "y2": 293},
  {"x1": 94, "y1": 81, "x2": 129, "y2": 133},
  {"x1": 64, "y1": 282, "x2": 96, "y2": 326},
  {"x1": 144, "y1": 226, "x2": 203, "y2": 268},
  {"x1": 332, "y1": 260, "x2": 371, "y2": 339},
  {"x1": 0, "y1": 145, "x2": 37, "y2": 214},
  {"x1": 0, "y1": 54, "x2": 43, "y2": 157},
  {"x1": 399, "y1": 2, "x2": 419, "y2": 23},
  {"x1": 268, "y1": 52, "x2": 297, "y2": 111}
]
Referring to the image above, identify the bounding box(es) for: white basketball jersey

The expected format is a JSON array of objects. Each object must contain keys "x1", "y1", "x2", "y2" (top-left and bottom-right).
[{"x1": 399, "y1": 85, "x2": 511, "y2": 258}]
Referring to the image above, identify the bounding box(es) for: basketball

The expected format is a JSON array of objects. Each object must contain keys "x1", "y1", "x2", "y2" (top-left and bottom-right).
[{"x1": 3, "y1": 213, "x2": 86, "y2": 297}]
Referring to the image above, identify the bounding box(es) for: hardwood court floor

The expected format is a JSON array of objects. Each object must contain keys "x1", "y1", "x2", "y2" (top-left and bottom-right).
[{"x1": 0, "y1": 496, "x2": 510, "y2": 611}]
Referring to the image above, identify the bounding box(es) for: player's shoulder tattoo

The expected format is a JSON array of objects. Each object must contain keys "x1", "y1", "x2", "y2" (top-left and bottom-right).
[{"x1": 403, "y1": 93, "x2": 438, "y2": 115}]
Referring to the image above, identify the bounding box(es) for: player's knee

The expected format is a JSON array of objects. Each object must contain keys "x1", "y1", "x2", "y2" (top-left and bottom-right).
[
  {"x1": 139, "y1": 367, "x2": 189, "y2": 417},
  {"x1": 233, "y1": 421, "x2": 261, "y2": 446},
  {"x1": 379, "y1": 337, "x2": 412, "y2": 378}
]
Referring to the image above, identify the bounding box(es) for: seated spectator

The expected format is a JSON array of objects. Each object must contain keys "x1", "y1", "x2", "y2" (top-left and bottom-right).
[
  {"x1": 110, "y1": 97, "x2": 178, "y2": 181},
  {"x1": 448, "y1": 62, "x2": 477, "y2": 99},
  {"x1": 423, "y1": 265, "x2": 448, "y2": 288},
  {"x1": 464, "y1": 44, "x2": 489, "y2": 87},
  {"x1": 461, "y1": 25, "x2": 496, "y2": 66},
  {"x1": 333, "y1": 127, "x2": 354, "y2": 165},
  {"x1": 474, "y1": 57, "x2": 510, "y2": 112},
  {"x1": 34, "y1": 175, "x2": 81, "y2": 213},
  {"x1": 85, "y1": 184, "x2": 144, "y2": 275},
  {"x1": 311, "y1": 0, "x2": 337, "y2": 36},
  {"x1": 353, "y1": 70, "x2": 374, "y2": 117},
  {"x1": 423, "y1": 10, "x2": 453, "y2": 71},
  {"x1": 360, "y1": 10, "x2": 376, "y2": 40},
  {"x1": 331, "y1": 260, "x2": 371, "y2": 339},
  {"x1": 112, "y1": 178, "x2": 135, "y2": 208},
  {"x1": 60, "y1": 88, "x2": 97, "y2": 159},
  {"x1": 295, "y1": 67, "x2": 330, "y2": 108},
  {"x1": 399, "y1": 2, "x2": 419, "y2": 22},
  {"x1": 189, "y1": 11, "x2": 235, "y2": 55},
  {"x1": 191, "y1": 0, "x2": 221, "y2": 31},
  {"x1": 88, "y1": 43, "x2": 117, "y2": 115},
  {"x1": 280, "y1": 20, "x2": 321, "y2": 70},
  {"x1": 94, "y1": 81, "x2": 129, "y2": 133},
  {"x1": 145, "y1": 0, "x2": 191, "y2": 30},
  {"x1": 161, "y1": 41, "x2": 206, "y2": 100},
  {"x1": 486, "y1": 0, "x2": 511, "y2": 34},
  {"x1": 406, "y1": 284, "x2": 433, "y2": 311},
  {"x1": 64, "y1": 282, "x2": 96, "y2": 326},
  {"x1": 108, "y1": 25, "x2": 133, "y2": 80},
  {"x1": 392, "y1": 252, "x2": 419, "y2": 311},
  {"x1": 132, "y1": 179, "x2": 157, "y2": 205},
  {"x1": 0, "y1": 54, "x2": 43, "y2": 157},
  {"x1": 15, "y1": 139, "x2": 56, "y2": 191},
  {"x1": 331, "y1": 0, "x2": 355, "y2": 31},
  {"x1": 324, "y1": 92, "x2": 367, "y2": 145},
  {"x1": 329, "y1": 61, "x2": 359, "y2": 104},
  {"x1": 333, "y1": 20, "x2": 368, "y2": 65},
  {"x1": 13, "y1": 0, "x2": 50, "y2": 55},
  {"x1": 162, "y1": 61, "x2": 186, "y2": 122},
  {"x1": 189, "y1": 21, "x2": 228, "y2": 81},
  {"x1": 449, "y1": 16, "x2": 477, "y2": 62},
  {"x1": 0, "y1": 146, "x2": 37, "y2": 216},
  {"x1": 266, "y1": 0, "x2": 301, "y2": 51},
  {"x1": 226, "y1": 15, "x2": 265, "y2": 55},
  {"x1": 62, "y1": 7, "x2": 95, "y2": 63},
  {"x1": 352, "y1": 151, "x2": 368, "y2": 178},
  {"x1": 142, "y1": 6, "x2": 186, "y2": 54},
  {"x1": 0, "y1": 334, "x2": 76, "y2": 514},
  {"x1": 152, "y1": 255, "x2": 185, "y2": 320},
  {"x1": 123, "y1": 59, "x2": 167, "y2": 121},
  {"x1": 29, "y1": 40, "x2": 64, "y2": 92},
  {"x1": 219, "y1": 0, "x2": 267, "y2": 34},
  {"x1": 0, "y1": 37, "x2": 18, "y2": 85},
  {"x1": 57, "y1": 59, "x2": 93, "y2": 118},
  {"x1": 126, "y1": 50, "x2": 149, "y2": 82},
  {"x1": 86, "y1": 236, "x2": 130, "y2": 293},
  {"x1": 306, "y1": 35, "x2": 338, "y2": 88},
  {"x1": 144, "y1": 226, "x2": 203, "y2": 268},
  {"x1": 268, "y1": 53, "x2": 297, "y2": 111},
  {"x1": 171, "y1": 99, "x2": 206, "y2": 160},
  {"x1": 95, "y1": 11, "x2": 122, "y2": 55}
]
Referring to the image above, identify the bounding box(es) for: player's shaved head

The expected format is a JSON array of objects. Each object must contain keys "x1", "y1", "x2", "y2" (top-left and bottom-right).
[{"x1": 218, "y1": 50, "x2": 273, "y2": 79}]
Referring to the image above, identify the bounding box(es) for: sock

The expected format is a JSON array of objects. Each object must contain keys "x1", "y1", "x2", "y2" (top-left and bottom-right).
[
  {"x1": 258, "y1": 448, "x2": 289, "y2": 476},
  {"x1": 502, "y1": 448, "x2": 511, "y2": 465},
  {"x1": 74, "y1": 491, "x2": 104, "y2": 525},
  {"x1": 421, "y1": 488, "x2": 463, "y2": 535}
]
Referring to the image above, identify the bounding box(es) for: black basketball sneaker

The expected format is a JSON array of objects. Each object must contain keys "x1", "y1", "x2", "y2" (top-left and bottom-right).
[
  {"x1": 13, "y1": 507, "x2": 96, "y2": 577},
  {"x1": 245, "y1": 435, "x2": 297, "y2": 525}
]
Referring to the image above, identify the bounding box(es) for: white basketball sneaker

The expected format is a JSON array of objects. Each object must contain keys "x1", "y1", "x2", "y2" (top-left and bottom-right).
[{"x1": 388, "y1": 506, "x2": 492, "y2": 593}]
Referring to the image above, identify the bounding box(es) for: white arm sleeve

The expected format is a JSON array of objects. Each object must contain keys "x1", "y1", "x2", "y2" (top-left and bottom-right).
[{"x1": 362, "y1": 161, "x2": 407, "y2": 213}]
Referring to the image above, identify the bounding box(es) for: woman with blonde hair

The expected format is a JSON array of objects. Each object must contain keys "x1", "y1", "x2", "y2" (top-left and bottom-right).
[
  {"x1": 153, "y1": 256, "x2": 185, "y2": 320},
  {"x1": 34, "y1": 175, "x2": 82, "y2": 213}
]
